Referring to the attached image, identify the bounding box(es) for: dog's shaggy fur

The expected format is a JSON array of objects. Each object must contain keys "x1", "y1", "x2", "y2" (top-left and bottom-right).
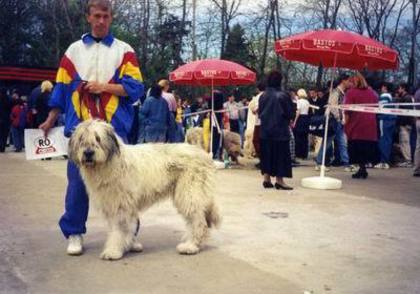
[
  {"x1": 185, "y1": 127, "x2": 243, "y2": 163},
  {"x1": 68, "y1": 120, "x2": 221, "y2": 260},
  {"x1": 222, "y1": 130, "x2": 243, "y2": 164},
  {"x1": 185, "y1": 127, "x2": 206, "y2": 150}
]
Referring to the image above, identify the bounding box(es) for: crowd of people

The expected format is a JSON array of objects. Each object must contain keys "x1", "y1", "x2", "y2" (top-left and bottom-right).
[
  {"x1": 2, "y1": 70, "x2": 419, "y2": 187},
  {"x1": 0, "y1": 81, "x2": 58, "y2": 153},
  {"x1": 1, "y1": 73, "x2": 420, "y2": 180}
]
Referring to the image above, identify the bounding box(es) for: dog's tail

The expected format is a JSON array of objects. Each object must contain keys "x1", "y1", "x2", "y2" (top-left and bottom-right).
[{"x1": 205, "y1": 202, "x2": 221, "y2": 229}]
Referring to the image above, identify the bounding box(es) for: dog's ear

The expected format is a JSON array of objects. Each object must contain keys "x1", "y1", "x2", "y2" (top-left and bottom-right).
[{"x1": 106, "y1": 128, "x2": 121, "y2": 161}]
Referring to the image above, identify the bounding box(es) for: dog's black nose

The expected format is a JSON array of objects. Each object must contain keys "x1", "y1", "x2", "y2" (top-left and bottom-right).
[{"x1": 84, "y1": 149, "x2": 94, "y2": 160}]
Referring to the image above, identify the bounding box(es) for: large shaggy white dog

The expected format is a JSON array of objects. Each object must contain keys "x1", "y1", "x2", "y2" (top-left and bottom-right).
[{"x1": 68, "y1": 120, "x2": 221, "y2": 260}]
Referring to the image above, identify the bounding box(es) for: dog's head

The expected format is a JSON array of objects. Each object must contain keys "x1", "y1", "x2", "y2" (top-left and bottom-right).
[{"x1": 68, "y1": 119, "x2": 121, "y2": 168}]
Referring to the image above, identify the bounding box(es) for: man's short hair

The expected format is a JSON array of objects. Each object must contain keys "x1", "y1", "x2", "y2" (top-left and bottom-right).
[
  {"x1": 266, "y1": 70, "x2": 282, "y2": 88},
  {"x1": 337, "y1": 73, "x2": 350, "y2": 85},
  {"x1": 398, "y1": 83, "x2": 409, "y2": 92},
  {"x1": 149, "y1": 84, "x2": 162, "y2": 98},
  {"x1": 87, "y1": 0, "x2": 112, "y2": 14},
  {"x1": 256, "y1": 80, "x2": 266, "y2": 92},
  {"x1": 381, "y1": 82, "x2": 394, "y2": 93}
]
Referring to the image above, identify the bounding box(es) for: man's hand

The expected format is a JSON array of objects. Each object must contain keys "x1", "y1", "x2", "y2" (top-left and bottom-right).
[
  {"x1": 39, "y1": 120, "x2": 54, "y2": 137},
  {"x1": 39, "y1": 108, "x2": 60, "y2": 137},
  {"x1": 84, "y1": 81, "x2": 127, "y2": 97},
  {"x1": 84, "y1": 81, "x2": 104, "y2": 94}
]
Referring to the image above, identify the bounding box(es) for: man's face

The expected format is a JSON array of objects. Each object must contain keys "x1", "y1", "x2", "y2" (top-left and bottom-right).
[
  {"x1": 317, "y1": 91, "x2": 324, "y2": 98},
  {"x1": 381, "y1": 85, "x2": 387, "y2": 93},
  {"x1": 86, "y1": 6, "x2": 112, "y2": 38},
  {"x1": 342, "y1": 79, "x2": 352, "y2": 90},
  {"x1": 309, "y1": 90, "x2": 317, "y2": 99},
  {"x1": 228, "y1": 96, "x2": 234, "y2": 102}
]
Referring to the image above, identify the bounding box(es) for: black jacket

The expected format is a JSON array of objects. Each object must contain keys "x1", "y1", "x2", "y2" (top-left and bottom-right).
[
  {"x1": 0, "y1": 96, "x2": 11, "y2": 125},
  {"x1": 259, "y1": 87, "x2": 294, "y2": 141},
  {"x1": 397, "y1": 93, "x2": 415, "y2": 126}
]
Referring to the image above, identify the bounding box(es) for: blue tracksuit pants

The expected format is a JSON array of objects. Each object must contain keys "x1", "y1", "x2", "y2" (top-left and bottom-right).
[
  {"x1": 59, "y1": 160, "x2": 89, "y2": 238},
  {"x1": 378, "y1": 119, "x2": 396, "y2": 163}
]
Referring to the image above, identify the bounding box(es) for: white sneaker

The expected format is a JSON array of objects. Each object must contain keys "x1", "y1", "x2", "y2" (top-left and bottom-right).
[
  {"x1": 315, "y1": 165, "x2": 330, "y2": 172},
  {"x1": 374, "y1": 163, "x2": 390, "y2": 169},
  {"x1": 374, "y1": 163, "x2": 383, "y2": 169},
  {"x1": 67, "y1": 235, "x2": 83, "y2": 255},
  {"x1": 344, "y1": 165, "x2": 357, "y2": 172},
  {"x1": 397, "y1": 161, "x2": 413, "y2": 168}
]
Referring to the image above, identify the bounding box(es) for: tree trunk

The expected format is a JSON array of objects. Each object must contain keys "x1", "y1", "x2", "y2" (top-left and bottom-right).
[
  {"x1": 192, "y1": 0, "x2": 197, "y2": 60},
  {"x1": 52, "y1": 0, "x2": 61, "y2": 65},
  {"x1": 140, "y1": 0, "x2": 150, "y2": 72},
  {"x1": 408, "y1": 0, "x2": 419, "y2": 86},
  {"x1": 60, "y1": 0, "x2": 75, "y2": 41},
  {"x1": 221, "y1": 0, "x2": 227, "y2": 57},
  {"x1": 316, "y1": 65, "x2": 324, "y2": 88},
  {"x1": 260, "y1": 3, "x2": 274, "y2": 75},
  {"x1": 272, "y1": 0, "x2": 282, "y2": 70}
]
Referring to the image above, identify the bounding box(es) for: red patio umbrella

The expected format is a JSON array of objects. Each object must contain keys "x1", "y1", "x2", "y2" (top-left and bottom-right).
[
  {"x1": 169, "y1": 59, "x2": 256, "y2": 156},
  {"x1": 275, "y1": 30, "x2": 399, "y2": 188},
  {"x1": 169, "y1": 58, "x2": 256, "y2": 86},
  {"x1": 274, "y1": 29, "x2": 399, "y2": 70}
]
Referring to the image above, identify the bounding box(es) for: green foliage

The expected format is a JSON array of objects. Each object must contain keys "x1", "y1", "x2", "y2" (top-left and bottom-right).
[
  {"x1": 0, "y1": 0, "x2": 86, "y2": 67},
  {"x1": 222, "y1": 24, "x2": 253, "y2": 68},
  {"x1": 145, "y1": 14, "x2": 190, "y2": 84},
  {"x1": 221, "y1": 24, "x2": 257, "y2": 100},
  {"x1": 0, "y1": 0, "x2": 34, "y2": 65}
]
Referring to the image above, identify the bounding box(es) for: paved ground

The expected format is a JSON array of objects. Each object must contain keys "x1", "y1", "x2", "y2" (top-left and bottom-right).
[{"x1": 0, "y1": 150, "x2": 419, "y2": 294}]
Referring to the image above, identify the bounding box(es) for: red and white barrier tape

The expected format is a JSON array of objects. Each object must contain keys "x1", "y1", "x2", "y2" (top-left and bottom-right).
[
  {"x1": 356, "y1": 102, "x2": 420, "y2": 107},
  {"x1": 183, "y1": 101, "x2": 320, "y2": 118},
  {"x1": 330, "y1": 104, "x2": 420, "y2": 117}
]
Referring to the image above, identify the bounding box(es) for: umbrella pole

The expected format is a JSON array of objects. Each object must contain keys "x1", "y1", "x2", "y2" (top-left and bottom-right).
[
  {"x1": 300, "y1": 52, "x2": 342, "y2": 190},
  {"x1": 320, "y1": 108, "x2": 330, "y2": 177},
  {"x1": 210, "y1": 79, "x2": 214, "y2": 158},
  {"x1": 320, "y1": 53, "x2": 338, "y2": 177}
]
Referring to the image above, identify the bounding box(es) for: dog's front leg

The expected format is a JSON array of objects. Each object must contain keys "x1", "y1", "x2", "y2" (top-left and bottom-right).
[{"x1": 100, "y1": 217, "x2": 130, "y2": 260}]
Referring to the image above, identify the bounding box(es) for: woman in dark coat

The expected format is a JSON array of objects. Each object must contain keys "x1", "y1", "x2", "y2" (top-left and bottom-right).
[{"x1": 258, "y1": 70, "x2": 294, "y2": 190}]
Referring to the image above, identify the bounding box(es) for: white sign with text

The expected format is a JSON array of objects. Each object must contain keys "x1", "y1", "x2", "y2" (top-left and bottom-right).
[{"x1": 24, "y1": 127, "x2": 69, "y2": 160}]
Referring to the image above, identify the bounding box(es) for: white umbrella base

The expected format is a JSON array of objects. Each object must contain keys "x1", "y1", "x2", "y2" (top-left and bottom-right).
[{"x1": 301, "y1": 176, "x2": 342, "y2": 190}]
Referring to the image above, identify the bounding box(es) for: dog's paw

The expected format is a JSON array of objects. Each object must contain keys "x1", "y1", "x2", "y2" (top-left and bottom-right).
[
  {"x1": 176, "y1": 242, "x2": 200, "y2": 255},
  {"x1": 130, "y1": 241, "x2": 143, "y2": 252},
  {"x1": 100, "y1": 248, "x2": 124, "y2": 260}
]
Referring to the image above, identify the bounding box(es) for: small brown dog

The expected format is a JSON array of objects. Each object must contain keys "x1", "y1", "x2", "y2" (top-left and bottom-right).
[{"x1": 185, "y1": 127, "x2": 243, "y2": 163}]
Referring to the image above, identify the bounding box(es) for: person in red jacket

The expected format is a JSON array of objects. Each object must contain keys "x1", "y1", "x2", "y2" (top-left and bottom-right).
[
  {"x1": 344, "y1": 73, "x2": 378, "y2": 179},
  {"x1": 10, "y1": 93, "x2": 28, "y2": 152}
]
